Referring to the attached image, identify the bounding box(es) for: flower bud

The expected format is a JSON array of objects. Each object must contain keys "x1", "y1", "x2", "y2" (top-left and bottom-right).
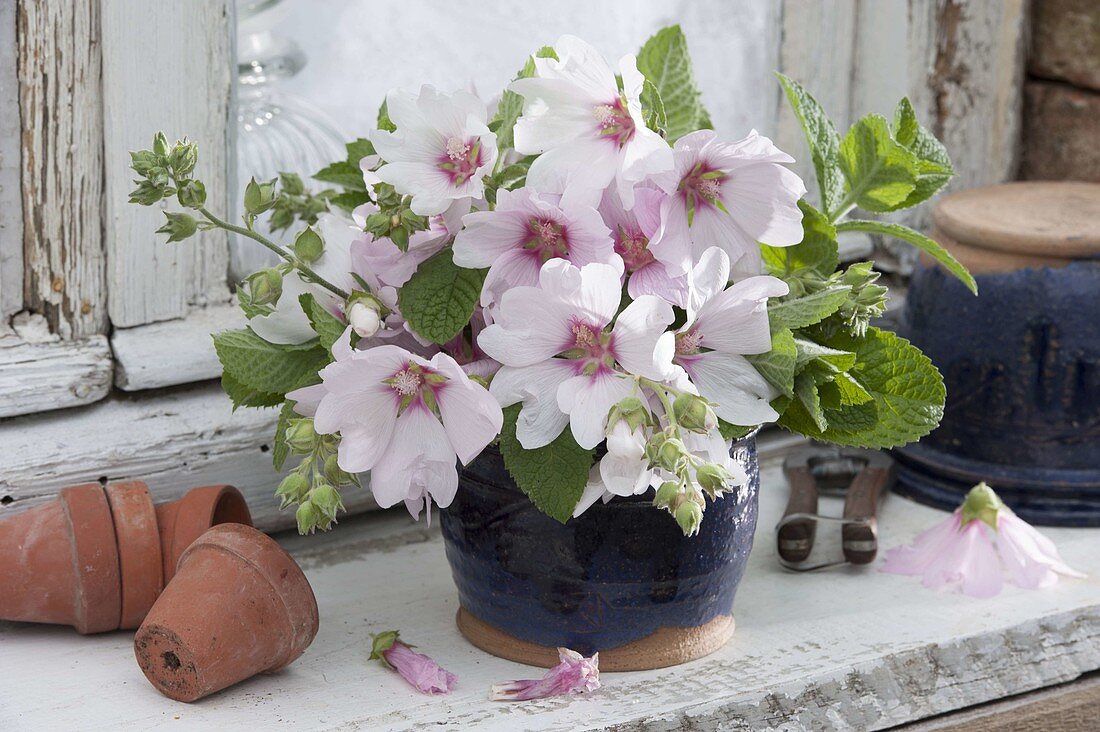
[
  {"x1": 246, "y1": 267, "x2": 283, "y2": 307},
  {"x1": 292, "y1": 226, "x2": 324, "y2": 263},
  {"x1": 673, "y1": 392, "x2": 717, "y2": 434},
  {"x1": 243, "y1": 176, "x2": 278, "y2": 215},
  {"x1": 696, "y1": 462, "x2": 733, "y2": 497},
  {"x1": 960, "y1": 481, "x2": 1005, "y2": 530},
  {"x1": 608, "y1": 396, "x2": 649, "y2": 433},
  {"x1": 323, "y1": 454, "x2": 354, "y2": 486},
  {"x1": 310, "y1": 482, "x2": 344, "y2": 522},
  {"x1": 655, "y1": 437, "x2": 689, "y2": 473},
  {"x1": 155, "y1": 211, "x2": 198, "y2": 243},
  {"x1": 674, "y1": 500, "x2": 703, "y2": 536},
  {"x1": 285, "y1": 418, "x2": 317, "y2": 453},
  {"x1": 654, "y1": 481, "x2": 680, "y2": 509},
  {"x1": 176, "y1": 179, "x2": 206, "y2": 209},
  {"x1": 168, "y1": 141, "x2": 198, "y2": 177},
  {"x1": 348, "y1": 301, "x2": 382, "y2": 338},
  {"x1": 295, "y1": 499, "x2": 323, "y2": 535},
  {"x1": 275, "y1": 472, "x2": 310, "y2": 508},
  {"x1": 390, "y1": 225, "x2": 410, "y2": 252},
  {"x1": 152, "y1": 131, "x2": 170, "y2": 158}
]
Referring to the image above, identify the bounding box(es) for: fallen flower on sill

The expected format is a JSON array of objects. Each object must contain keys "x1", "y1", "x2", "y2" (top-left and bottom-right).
[
  {"x1": 490, "y1": 648, "x2": 600, "y2": 701},
  {"x1": 370, "y1": 630, "x2": 457, "y2": 695},
  {"x1": 881, "y1": 482, "x2": 1085, "y2": 598}
]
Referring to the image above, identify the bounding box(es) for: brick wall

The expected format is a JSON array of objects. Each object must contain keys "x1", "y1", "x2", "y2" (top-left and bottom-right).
[{"x1": 1020, "y1": 0, "x2": 1100, "y2": 181}]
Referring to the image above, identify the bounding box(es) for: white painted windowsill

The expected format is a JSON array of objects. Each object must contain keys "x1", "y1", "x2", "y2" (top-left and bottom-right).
[{"x1": 2, "y1": 458, "x2": 1099, "y2": 731}]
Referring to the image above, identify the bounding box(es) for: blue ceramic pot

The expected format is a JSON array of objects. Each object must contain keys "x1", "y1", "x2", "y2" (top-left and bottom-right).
[
  {"x1": 895, "y1": 260, "x2": 1100, "y2": 526},
  {"x1": 439, "y1": 433, "x2": 760, "y2": 670}
]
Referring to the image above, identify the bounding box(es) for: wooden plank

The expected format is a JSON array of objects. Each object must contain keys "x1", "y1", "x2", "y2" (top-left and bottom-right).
[
  {"x1": 16, "y1": 0, "x2": 108, "y2": 339},
  {"x1": 0, "y1": 333, "x2": 112, "y2": 419},
  {"x1": 0, "y1": 0, "x2": 23, "y2": 322},
  {"x1": 0, "y1": 382, "x2": 376, "y2": 533},
  {"x1": 2, "y1": 460, "x2": 1097, "y2": 729},
  {"x1": 101, "y1": 0, "x2": 234, "y2": 328},
  {"x1": 110, "y1": 303, "x2": 245, "y2": 390}
]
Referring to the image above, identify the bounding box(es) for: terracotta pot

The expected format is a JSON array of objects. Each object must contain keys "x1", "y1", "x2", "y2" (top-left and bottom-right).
[
  {"x1": 0, "y1": 484, "x2": 121, "y2": 634},
  {"x1": 134, "y1": 523, "x2": 319, "y2": 702},
  {"x1": 104, "y1": 481, "x2": 164, "y2": 629},
  {"x1": 154, "y1": 485, "x2": 252, "y2": 582},
  {"x1": 441, "y1": 434, "x2": 760, "y2": 671}
]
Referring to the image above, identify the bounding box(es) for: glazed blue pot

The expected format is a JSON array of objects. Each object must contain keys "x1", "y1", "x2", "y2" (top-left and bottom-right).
[{"x1": 439, "y1": 433, "x2": 760, "y2": 670}]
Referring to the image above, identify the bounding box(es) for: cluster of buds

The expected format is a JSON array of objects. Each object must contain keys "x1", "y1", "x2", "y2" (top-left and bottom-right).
[
  {"x1": 129, "y1": 133, "x2": 208, "y2": 242},
  {"x1": 835, "y1": 261, "x2": 888, "y2": 337},
  {"x1": 267, "y1": 172, "x2": 334, "y2": 232},
  {"x1": 359, "y1": 182, "x2": 430, "y2": 251},
  {"x1": 276, "y1": 417, "x2": 358, "y2": 534}
]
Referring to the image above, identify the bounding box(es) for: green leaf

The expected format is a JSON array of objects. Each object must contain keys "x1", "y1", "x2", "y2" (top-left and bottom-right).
[
  {"x1": 272, "y1": 400, "x2": 296, "y2": 471},
  {"x1": 397, "y1": 248, "x2": 486, "y2": 344},
  {"x1": 345, "y1": 137, "x2": 376, "y2": 165},
  {"x1": 329, "y1": 190, "x2": 372, "y2": 213},
  {"x1": 768, "y1": 285, "x2": 851, "y2": 330},
  {"x1": 213, "y1": 328, "x2": 330, "y2": 396},
  {"x1": 792, "y1": 372, "x2": 827, "y2": 432},
  {"x1": 892, "y1": 97, "x2": 954, "y2": 208},
  {"x1": 837, "y1": 219, "x2": 977, "y2": 294},
  {"x1": 221, "y1": 370, "x2": 284, "y2": 410},
  {"x1": 640, "y1": 78, "x2": 668, "y2": 136},
  {"x1": 377, "y1": 100, "x2": 396, "y2": 132},
  {"x1": 779, "y1": 327, "x2": 946, "y2": 449},
  {"x1": 838, "y1": 114, "x2": 919, "y2": 213},
  {"x1": 313, "y1": 161, "x2": 366, "y2": 191},
  {"x1": 747, "y1": 327, "x2": 797, "y2": 398},
  {"x1": 491, "y1": 46, "x2": 557, "y2": 153},
  {"x1": 776, "y1": 73, "x2": 845, "y2": 216},
  {"x1": 819, "y1": 372, "x2": 872, "y2": 408},
  {"x1": 497, "y1": 162, "x2": 531, "y2": 191},
  {"x1": 794, "y1": 337, "x2": 856, "y2": 373},
  {"x1": 299, "y1": 293, "x2": 347, "y2": 352},
  {"x1": 498, "y1": 404, "x2": 594, "y2": 523},
  {"x1": 636, "y1": 25, "x2": 711, "y2": 142},
  {"x1": 761, "y1": 200, "x2": 839, "y2": 279},
  {"x1": 718, "y1": 419, "x2": 755, "y2": 441}
]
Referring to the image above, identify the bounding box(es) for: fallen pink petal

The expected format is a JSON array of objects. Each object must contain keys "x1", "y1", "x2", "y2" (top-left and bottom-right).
[
  {"x1": 881, "y1": 482, "x2": 1085, "y2": 598},
  {"x1": 490, "y1": 648, "x2": 601, "y2": 701},
  {"x1": 370, "y1": 631, "x2": 457, "y2": 695}
]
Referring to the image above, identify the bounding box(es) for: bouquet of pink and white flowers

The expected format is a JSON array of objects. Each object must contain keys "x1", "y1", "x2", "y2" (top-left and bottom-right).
[{"x1": 130, "y1": 27, "x2": 973, "y2": 535}]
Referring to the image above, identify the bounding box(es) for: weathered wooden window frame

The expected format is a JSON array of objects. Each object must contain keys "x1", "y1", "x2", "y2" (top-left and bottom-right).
[{"x1": 0, "y1": 0, "x2": 1028, "y2": 531}]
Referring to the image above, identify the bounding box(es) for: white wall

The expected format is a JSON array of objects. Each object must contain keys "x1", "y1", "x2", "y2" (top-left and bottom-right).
[{"x1": 269, "y1": 0, "x2": 783, "y2": 142}]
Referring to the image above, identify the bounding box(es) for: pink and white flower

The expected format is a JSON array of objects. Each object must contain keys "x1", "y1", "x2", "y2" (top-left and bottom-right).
[
  {"x1": 881, "y1": 482, "x2": 1085, "y2": 598},
  {"x1": 352, "y1": 199, "x2": 467, "y2": 289},
  {"x1": 288, "y1": 342, "x2": 503, "y2": 520},
  {"x1": 509, "y1": 35, "x2": 672, "y2": 209},
  {"x1": 249, "y1": 213, "x2": 385, "y2": 345},
  {"x1": 651, "y1": 129, "x2": 806, "y2": 279},
  {"x1": 479, "y1": 259, "x2": 675, "y2": 450},
  {"x1": 599, "y1": 186, "x2": 689, "y2": 307},
  {"x1": 370, "y1": 631, "x2": 457, "y2": 696},
  {"x1": 672, "y1": 248, "x2": 788, "y2": 426},
  {"x1": 490, "y1": 647, "x2": 600, "y2": 701},
  {"x1": 370, "y1": 85, "x2": 497, "y2": 216},
  {"x1": 453, "y1": 187, "x2": 616, "y2": 310}
]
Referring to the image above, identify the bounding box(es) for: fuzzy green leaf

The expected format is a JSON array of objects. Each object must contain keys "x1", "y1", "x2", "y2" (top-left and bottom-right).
[
  {"x1": 498, "y1": 404, "x2": 594, "y2": 523},
  {"x1": 329, "y1": 190, "x2": 372, "y2": 213},
  {"x1": 819, "y1": 372, "x2": 873, "y2": 409},
  {"x1": 768, "y1": 285, "x2": 851, "y2": 330},
  {"x1": 398, "y1": 248, "x2": 486, "y2": 344},
  {"x1": 776, "y1": 73, "x2": 845, "y2": 216},
  {"x1": 299, "y1": 293, "x2": 347, "y2": 352},
  {"x1": 272, "y1": 400, "x2": 296, "y2": 471},
  {"x1": 213, "y1": 328, "x2": 330, "y2": 396},
  {"x1": 792, "y1": 372, "x2": 827, "y2": 432},
  {"x1": 636, "y1": 25, "x2": 711, "y2": 141},
  {"x1": 794, "y1": 337, "x2": 856, "y2": 373},
  {"x1": 746, "y1": 327, "x2": 797, "y2": 398},
  {"x1": 346, "y1": 137, "x2": 376, "y2": 165},
  {"x1": 838, "y1": 114, "x2": 919, "y2": 213},
  {"x1": 492, "y1": 46, "x2": 557, "y2": 153},
  {"x1": 221, "y1": 370, "x2": 284, "y2": 410},
  {"x1": 837, "y1": 219, "x2": 977, "y2": 294},
  {"x1": 313, "y1": 161, "x2": 366, "y2": 190},
  {"x1": 762, "y1": 200, "x2": 839, "y2": 280},
  {"x1": 377, "y1": 100, "x2": 396, "y2": 132},
  {"x1": 892, "y1": 97, "x2": 954, "y2": 208}
]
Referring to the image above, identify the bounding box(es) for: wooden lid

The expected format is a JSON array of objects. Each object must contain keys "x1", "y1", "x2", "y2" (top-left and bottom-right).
[{"x1": 933, "y1": 182, "x2": 1100, "y2": 259}]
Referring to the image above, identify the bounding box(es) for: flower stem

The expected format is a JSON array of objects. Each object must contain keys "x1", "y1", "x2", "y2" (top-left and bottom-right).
[
  {"x1": 639, "y1": 377, "x2": 681, "y2": 437},
  {"x1": 198, "y1": 207, "x2": 351, "y2": 300}
]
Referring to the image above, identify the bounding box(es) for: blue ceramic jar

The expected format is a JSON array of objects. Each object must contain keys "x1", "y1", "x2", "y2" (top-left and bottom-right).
[{"x1": 440, "y1": 433, "x2": 760, "y2": 670}]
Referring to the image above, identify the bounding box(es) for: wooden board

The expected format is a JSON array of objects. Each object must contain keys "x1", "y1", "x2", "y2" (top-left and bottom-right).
[
  {"x1": 100, "y1": 0, "x2": 234, "y2": 328},
  {"x1": 0, "y1": 0, "x2": 23, "y2": 322},
  {"x1": 2, "y1": 459, "x2": 1098, "y2": 730},
  {"x1": 0, "y1": 334, "x2": 112, "y2": 419}
]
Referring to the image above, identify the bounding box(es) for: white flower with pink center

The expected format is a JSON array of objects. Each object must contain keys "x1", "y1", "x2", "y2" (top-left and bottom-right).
[
  {"x1": 370, "y1": 85, "x2": 497, "y2": 216},
  {"x1": 599, "y1": 186, "x2": 689, "y2": 308},
  {"x1": 652, "y1": 129, "x2": 807, "y2": 279},
  {"x1": 508, "y1": 35, "x2": 673, "y2": 209},
  {"x1": 453, "y1": 187, "x2": 616, "y2": 310},
  {"x1": 288, "y1": 342, "x2": 503, "y2": 520},
  {"x1": 479, "y1": 259, "x2": 675, "y2": 450},
  {"x1": 673, "y1": 248, "x2": 789, "y2": 426}
]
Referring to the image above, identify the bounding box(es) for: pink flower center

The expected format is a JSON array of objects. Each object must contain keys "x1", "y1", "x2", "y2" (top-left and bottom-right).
[
  {"x1": 438, "y1": 136, "x2": 483, "y2": 185},
  {"x1": 524, "y1": 218, "x2": 570, "y2": 262},
  {"x1": 564, "y1": 320, "x2": 617, "y2": 374},
  {"x1": 390, "y1": 367, "x2": 424, "y2": 397},
  {"x1": 614, "y1": 225, "x2": 656, "y2": 272},
  {"x1": 675, "y1": 328, "x2": 704, "y2": 355},
  {"x1": 678, "y1": 162, "x2": 727, "y2": 217},
  {"x1": 593, "y1": 98, "x2": 635, "y2": 148}
]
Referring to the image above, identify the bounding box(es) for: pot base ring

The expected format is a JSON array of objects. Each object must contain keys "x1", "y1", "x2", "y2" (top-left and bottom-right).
[{"x1": 455, "y1": 607, "x2": 734, "y2": 671}]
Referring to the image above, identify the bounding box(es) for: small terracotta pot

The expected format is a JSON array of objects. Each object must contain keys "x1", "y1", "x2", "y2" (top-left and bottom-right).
[
  {"x1": 104, "y1": 481, "x2": 164, "y2": 629},
  {"x1": 0, "y1": 484, "x2": 121, "y2": 634},
  {"x1": 134, "y1": 523, "x2": 318, "y2": 702},
  {"x1": 154, "y1": 485, "x2": 252, "y2": 582}
]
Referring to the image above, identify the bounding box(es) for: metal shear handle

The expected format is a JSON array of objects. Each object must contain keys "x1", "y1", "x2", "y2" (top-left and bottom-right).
[{"x1": 777, "y1": 448, "x2": 896, "y2": 571}]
